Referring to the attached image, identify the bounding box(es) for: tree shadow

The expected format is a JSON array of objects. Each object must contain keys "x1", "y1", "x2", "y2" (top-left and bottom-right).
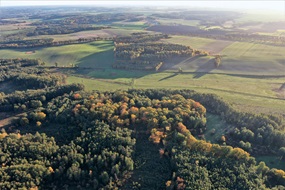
[
  {"x1": 193, "y1": 59, "x2": 216, "y2": 79},
  {"x1": 158, "y1": 73, "x2": 178, "y2": 81},
  {"x1": 71, "y1": 50, "x2": 153, "y2": 79},
  {"x1": 159, "y1": 56, "x2": 199, "y2": 71},
  {"x1": 76, "y1": 49, "x2": 114, "y2": 69}
]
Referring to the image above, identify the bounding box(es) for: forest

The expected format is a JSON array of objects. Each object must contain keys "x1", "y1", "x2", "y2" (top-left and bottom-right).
[
  {"x1": 26, "y1": 25, "x2": 110, "y2": 36},
  {"x1": 0, "y1": 37, "x2": 113, "y2": 49},
  {"x1": 0, "y1": 59, "x2": 285, "y2": 189},
  {"x1": 113, "y1": 33, "x2": 208, "y2": 71},
  {"x1": 1, "y1": 4, "x2": 285, "y2": 190}
]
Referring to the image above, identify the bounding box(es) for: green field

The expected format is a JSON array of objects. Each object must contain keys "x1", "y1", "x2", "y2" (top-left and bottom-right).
[
  {"x1": 1, "y1": 36, "x2": 285, "y2": 115},
  {"x1": 157, "y1": 18, "x2": 200, "y2": 26},
  {"x1": 161, "y1": 35, "x2": 216, "y2": 49},
  {"x1": 161, "y1": 36, "x2": 285, "y2": 75},
  {"x1": 67, "y1": 70, "x2": 285, "y2": 115},
  {"x1": 204, "y1": 113, "x2": 230, "y2": 143},
  {"x1": 111, "y1": 21, "x2": 149, "y2": 30},
  {"x1": 24, "y1": 30, "x2": 113, "y2": 41},
  {"x1": 0, "y1": 41, "x2": 114, "y2": 67}
]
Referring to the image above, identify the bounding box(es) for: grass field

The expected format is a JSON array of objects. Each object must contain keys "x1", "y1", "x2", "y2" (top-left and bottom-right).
[
  {"x1": 111, "y1": 21, "x2": 149, "y2": 30},
  {"x1": 1, "y1": 35, "x2": 284, "y2": 114},
  {"x1": 0, "y1": 41, "x2": 114, "y2": 67},
  {"x1": 160, "y1": 35, "x2": 216, "y2": 49},
  {"x1": 161, "y1": 36, "x2": 285, "y2": 75},
  {"x1": 24, "y1": 30, "x2": 113, "y2": 41},
  {"x1": 24, "y1": 28, "x2": 146, "y2": 42},
  {"x1": 66, "y1": 70, "x2": 285, "y2": 115},
  {"x1": 204, "y1": 113, "x2": 230, "y2": 143},
  {"x1": 157, "y1": 18, "x2": 200, "y2": 26}
]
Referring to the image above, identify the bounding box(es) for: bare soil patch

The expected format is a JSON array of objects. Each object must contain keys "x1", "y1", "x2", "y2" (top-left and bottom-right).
[{"x1": 25, "y1": 51, "x2": 35, "y2": 54}]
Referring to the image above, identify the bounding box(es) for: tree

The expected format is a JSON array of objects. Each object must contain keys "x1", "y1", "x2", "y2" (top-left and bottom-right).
[
  {"x1": 279, "y1": 147, "x2": 285, "y2": 160},
  {"x1": 100, "y1": 171, "x2": 110, "y2": 185},
  {"x1": 20, "y1": 117, "x2": 29, "y2": 126},
  {"x1": 220, "y1": 135, "x2": 226, "y2": 143},
  {"x1": 214, "y1": 55, "x2": 221, "y2": 68},
  {"x1": 30, "y1": 100, "x2": 43, "y2": 108}
]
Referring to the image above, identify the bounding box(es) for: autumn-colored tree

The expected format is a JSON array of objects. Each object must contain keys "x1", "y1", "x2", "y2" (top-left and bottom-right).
[
  {"x1": 36, "y1": 112, "x2": 46, "y2": 121},
  {"x1": 36, "y1": 121, "x2": 42, "y2": 127},
  {"x1": 73, "y1": 93, "x2": 82, "y2": 100},
  {"x1": 130, "y1": 114, "x2": 136, "y2": 123},
  {"x1": 220, "y1": 135, "x2": 226, "y2": 143}
]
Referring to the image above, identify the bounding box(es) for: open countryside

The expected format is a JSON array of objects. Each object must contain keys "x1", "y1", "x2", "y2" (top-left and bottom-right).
[{"x1": 1, "y1": 2, "x2": 285, "y2": 189}]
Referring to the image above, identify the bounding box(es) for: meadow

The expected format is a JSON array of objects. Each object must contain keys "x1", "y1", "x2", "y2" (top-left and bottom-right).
[
  {"x1": 1, "y1": 33, "x2": 284, "y2": 115},
  {"x1": 0, "y1": 41, "x2": 114, "y2": 67},
  {"x1": 161, "y1": 36, "x2": 285, "y2": 75}
]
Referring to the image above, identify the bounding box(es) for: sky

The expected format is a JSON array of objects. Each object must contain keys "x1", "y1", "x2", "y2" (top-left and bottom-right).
[{"x1": 1, "y1": 1, "x2": 285, "y2": 13}]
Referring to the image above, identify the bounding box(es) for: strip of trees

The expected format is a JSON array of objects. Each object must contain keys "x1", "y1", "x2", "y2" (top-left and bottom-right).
[
  {"x1": 113, "y1": 33, "x2": 208, "y2": 71},
  {"x1": 0, "y1": 37, "x2": 113, "y2": 49},
  {"x1": 27, "y1": 25, "x2": 110, "y2": 36}
]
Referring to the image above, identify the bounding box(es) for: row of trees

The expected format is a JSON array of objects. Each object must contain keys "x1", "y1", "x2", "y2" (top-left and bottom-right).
[
  {"x1": 0, "y1": 37, "x2": 113, "y2": 49},
  {"x1": 114, "y1": 33, "x2": 169, "y2": 44},
  {"x1": 27, "y1": 25, "x2": 110, "y2": 36},
  {"x1": 32, "y1": 13, "x2": 140, "y2": 25}
]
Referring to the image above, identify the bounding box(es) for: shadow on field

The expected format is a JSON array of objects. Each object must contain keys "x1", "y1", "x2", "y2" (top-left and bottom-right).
[
  {"x1": 226, "y1": 73, "x2": 285, "y2": 79},
  {"x1": 277, "y1": 59, "x2": 285, "y2": 66},
  {"x1": 88, "y1": 41, "x2": 113, "y2": 49},
  {"x1": 159, "y1": 56, "x2": 199, "y2": 71},
  {"x1": 193, "y1": 59, "x2": 216, "y2": 78},
  {"x1": 76, "y1": 50, "x2": 114, "y2": 69},
  {"x1": 159, "y1": 73, "x2": 178, "y2": 81},
  {"x1": 73, "y1": 50, "x2": 153, "y2": 79}
]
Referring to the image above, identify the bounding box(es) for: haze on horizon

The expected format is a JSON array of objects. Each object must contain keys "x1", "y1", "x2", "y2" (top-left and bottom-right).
[{"x1": 1, "y1": 0, "x2": 285, "y2": 13}]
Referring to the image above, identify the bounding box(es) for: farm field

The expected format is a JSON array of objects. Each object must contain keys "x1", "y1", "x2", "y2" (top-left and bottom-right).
[
  {"x1": 111, "y1": 21, "x2": 148, "y2": 30},
  {"x1": 156, "y1": 18, "x2": 200, "y2": 26},
  {"x1": 161, "y1": 36, "x2": 285, "y2": 75},
  {"x1": 1, "y1": 34, "x2": 284, "y2": 115},
  {"x1": 160, "y1": 35, "x2": 216, "y2": 49},
  {"x1": 0, "y1": 41, "x2": 114, "y2": 67},
  {"x1": 23, "y1": 28, "x2": 148, "y2": 42},
  {"x1": 66, "y1": 70, "x2": 285, "y2": 115},
  {"x1": 24, "y1": 30, "x2": 113, "y2": 41}
]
